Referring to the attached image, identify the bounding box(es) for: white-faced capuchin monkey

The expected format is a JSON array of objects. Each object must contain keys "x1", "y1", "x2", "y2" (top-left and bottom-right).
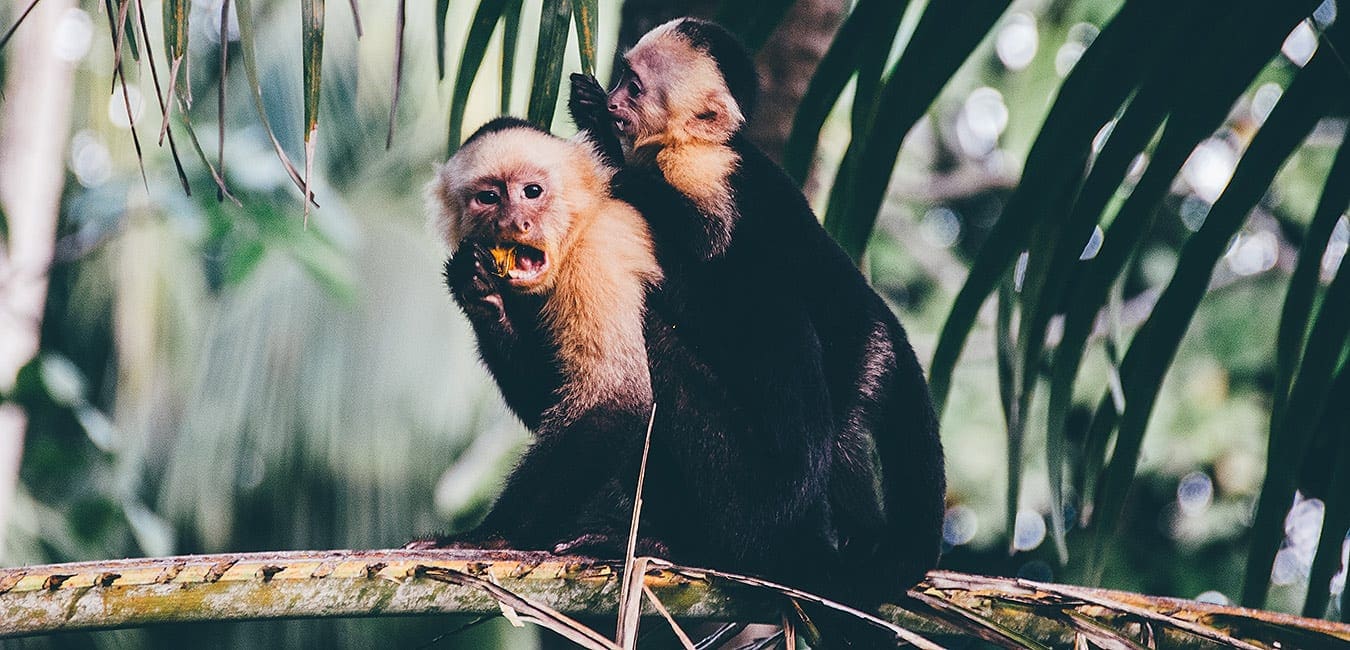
[
  {"x1": 569, "y1": 17, "x2": 947, "y2": 608},
  {"x1": 413, "y1": 117, "x2": 664, "y2": 550}
]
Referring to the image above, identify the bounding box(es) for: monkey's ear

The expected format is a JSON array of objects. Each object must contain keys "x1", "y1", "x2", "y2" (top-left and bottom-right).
[
  {"x1": 425, "y1": 166, "x2": 465, "y2": 250},
  {"x1": 683, "y1": 90, "x2": 743, "y2": 144}
]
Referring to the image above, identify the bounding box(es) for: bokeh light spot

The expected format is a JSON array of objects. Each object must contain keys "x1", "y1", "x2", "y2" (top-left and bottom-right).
[
  {"x1": 996, "y1": 13, "x2": 1038, "y2": 71},
  {"x1": 1177, "y1": 471, "x2": 1214, "y2": 517},
  {"x1": 1282, "y1": 20, "x2": 1318, "y2": 67},
  {"x1": 943, "y1": 505, "x2": 979, "y2": 546},
  {"x1": 1013, "y1": 509, "x2": 1046, "y2": 551},
  {"x1": 1079, "y1": 225, "x2": 1104, "y2": 260},
  {"x1": 921, "y1": 207, "x2": 962, "y2": 249}
]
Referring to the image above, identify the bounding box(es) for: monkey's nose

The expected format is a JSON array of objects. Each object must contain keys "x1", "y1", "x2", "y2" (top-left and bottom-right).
[{"x1": 500, "y1": 218, "x2": 531, "y2": 234}]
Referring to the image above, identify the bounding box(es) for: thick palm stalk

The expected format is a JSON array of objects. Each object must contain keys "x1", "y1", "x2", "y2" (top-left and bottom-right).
[{"x1": 3, "y1": 551, "x2": 1348, "y2": 649}]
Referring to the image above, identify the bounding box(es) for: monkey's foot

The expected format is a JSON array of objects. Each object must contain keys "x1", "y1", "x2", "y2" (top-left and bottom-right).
[
  {"x1": 403, "y1": 533, "x2": 513, "y2": 551},
  {"x1": 553, "y1": 533, "x2": 671, "y2": 559}
]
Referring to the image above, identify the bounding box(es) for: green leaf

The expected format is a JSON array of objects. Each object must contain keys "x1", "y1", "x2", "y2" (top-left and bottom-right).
[
  {"x1": 301, "y1": 0, "x2": 326, "y2": 220},
  {"x1": 571, "y1": 0, "x2": 597, "y2": 77},
  {"x1": 161, "y1": 0, "x2": 187, "y2": 69},
  {"x1": 446, "y1": 0, "x2": 510, "y2": 154},
  {"x1": 131, "y1": 0, "x2": 202, "y2": 198},
  {"x1": 1086, "y1": 31, "x2": 1344, "y2": 584},
  {"x1": 386, "y1": 0, "x2": 407, "y2": 148},
  {"x1": 527, "y1": 0, "x2": 572, "y2": 130},
  {"x1": 1303, "y1": 359, "x2": 1350, "y2": 618},
  {"x1": 1247, "y1": 203, "x2": 1350, "y2": 607},
  {"x1": 119, "y1": 0, "x2": 139, "y2": 62},
  {"x1": 781, "y1": 0, "x2": 909, "y2": 183},
  {"x1": 825, "y1": 0, "x2": 1012, "y2": 264},
  {"x1": 934, "y1": 0, "x2": 1231, "y2": 421},
  {"x1": 435, "y1": 0, "x2": 450, "y2": 79},
  {"x1": 1271, "y1": 138, "x2": 1350, "y2": 427},
  {"x1": 216, "y1": 0, "x2": 232, "y2": 201},
  {"x1": 995, "y1": 273, "x2": 1025, "y2": 553},
  {"x1": 302, "y1": 0, "x2": 325, "y2": 140},
  {"x1": 715, "y1": 0, "x2": 795, "y2": 53},
  {"x1": 234, "y1": 0, "x2": 318, "y2": 206},
  {"x1": 927, "y1": 0, "x2": 1198, "y2": 417},
  {"x1": 346, "y1": 0, "x2": 363, "y2": 37},
  {"x1": 1048, "y1": 0, "x2": 1321, "y2": 522},
  {"x1": 501, "y1": 0, "x2": 523, "y2": 114}
]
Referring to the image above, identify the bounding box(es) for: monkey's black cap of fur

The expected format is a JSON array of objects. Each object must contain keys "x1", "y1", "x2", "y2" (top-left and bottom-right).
[
  {"x1": 674, "y1": 18, "x2": 759, "y2": 119},
  {"x1": 462, "y1": 116, "x2": 549, "y2": 148}
]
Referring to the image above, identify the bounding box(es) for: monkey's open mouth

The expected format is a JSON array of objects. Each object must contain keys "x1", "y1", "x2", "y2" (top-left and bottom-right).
[
  {"x1": 610, "y1": 111, "x2": 633, "y2": 137},
  {"x1": 488, "y1": 243, "x2": 548, "y2": 283}
]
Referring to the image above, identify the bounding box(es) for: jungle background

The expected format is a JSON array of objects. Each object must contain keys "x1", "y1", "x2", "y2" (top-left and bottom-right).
[{"x1": 0, "y1": 0, "x2": 1347, "y2": 647}]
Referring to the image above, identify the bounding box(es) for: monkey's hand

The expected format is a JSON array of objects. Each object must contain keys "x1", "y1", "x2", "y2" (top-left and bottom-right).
[
  {"x1": 445, "y1": 242, "x2": 508, "y2": 324},
  {"x1": 568, "y1": 73, "x2": 608, "y2": 131},
  {"x1": 569, "y1": 73, "x2": 624, "y2": 168}
]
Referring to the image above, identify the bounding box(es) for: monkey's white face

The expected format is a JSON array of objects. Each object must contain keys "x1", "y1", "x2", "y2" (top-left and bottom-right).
[
  {"x1": 457, "y1": 168, "x2": 570, "y2": 291},
  {"x1": 430, "y1": 128, "x2": 592, "y2": 294},
  {"x1": 608, "y1": 45, "x2": 674, "y2": 144},
  {"x1": 609, "y1": 19, "x2": 744, "y2": 148}
]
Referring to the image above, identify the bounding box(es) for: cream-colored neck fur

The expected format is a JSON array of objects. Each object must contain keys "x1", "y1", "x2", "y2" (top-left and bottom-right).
[{"x1": 541, "y1": 148, "x2": 662, "y2": 424}]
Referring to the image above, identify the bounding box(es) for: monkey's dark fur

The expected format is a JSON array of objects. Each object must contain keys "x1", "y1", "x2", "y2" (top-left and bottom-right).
[
  {"x1": 572, "y1": 17, "x2": 946, "y2": 606},
  {"x1": 429, "y1": 16, "x2": 944, "y2": 617}
]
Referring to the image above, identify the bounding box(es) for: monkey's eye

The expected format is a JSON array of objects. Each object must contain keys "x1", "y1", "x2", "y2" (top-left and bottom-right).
[
  {"x1": 475, "y1": 190, "x2": 500, "y2": 205},
  {"x1": 523, "y1": 184, "x2": 543, "y2": 199}
]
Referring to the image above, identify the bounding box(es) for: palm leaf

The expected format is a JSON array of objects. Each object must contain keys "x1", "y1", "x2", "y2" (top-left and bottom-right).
[
  {"x1": 300, "y1": 0, "x2": 325, "y2": 221},
  {"x1": 434, "y1": 0, "x2": 450, "y2": 79},
  {"x1": 1271, "y1": 136, "x2": 1350, "y2": 431},
  {"x1": 1245, "y1": 200, "x2": 1350, "y2": 606},
  {"x1": 386, "y1": 0, "x2": 408, "y2": 149},
  {"x1": 995, "y1": 274, "x2": 1026, "y2": 552},
  {"x1": 446, "y1": 0, "x2": 511, "y2": 153},
  {"x1": 500, "y1": 0, "x2": 524, "y2": 113},
  {"x1": 824, "y1": 0, "x2": 1011, "y2": 263},
  {"x1": 1303, "y1": 360, "x2": 1350, "y2": 617},
  {"x1": 1086, "y1": 25, "x2": 1347, "y2": 579},
  {"x1": 526, "y1": 0, "x2": 572, "y2": 129},
  {"x1": 925, "y1": 0, "x2": 1173, "y2": 415},
  {"x1": 233, "y1": 0, "x2": 318, "y2": 206},
  {"x1": 571, "y1": 0, "x2": 598, "y2": 77},
  {"x1": 780, "y1": 0, "x2": 909, "y2": 184}
]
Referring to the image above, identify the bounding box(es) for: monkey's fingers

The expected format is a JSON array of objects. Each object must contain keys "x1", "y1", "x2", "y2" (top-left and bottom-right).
[{"x1": 568, "y1": 74, "x2": 609, "y2": 123}]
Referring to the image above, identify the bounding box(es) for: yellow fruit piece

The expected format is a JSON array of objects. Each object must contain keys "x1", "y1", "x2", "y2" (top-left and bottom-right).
[{"x1": 488, "y1": 245, "x2": 517, "y2": 278}]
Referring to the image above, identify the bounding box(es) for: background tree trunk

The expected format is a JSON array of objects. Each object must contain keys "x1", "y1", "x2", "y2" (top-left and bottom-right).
[
  {"x1": 745, "y1": 0, "x2": 847, "y2": 162},
  {"x1": 0, "y1": 0, "x2": 77, "y2": 553}
]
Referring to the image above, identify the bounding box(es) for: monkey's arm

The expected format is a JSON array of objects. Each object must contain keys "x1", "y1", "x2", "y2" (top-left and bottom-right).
[
  {"x1": 568, "y1": 74, "x2": 625, "y2": 168},
  {"x1": 445, "y1": 243, "x2": 562, "y2": 430}
]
